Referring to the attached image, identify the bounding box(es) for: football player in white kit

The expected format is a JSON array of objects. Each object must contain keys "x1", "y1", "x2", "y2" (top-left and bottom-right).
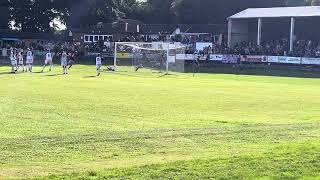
[
  {"x1": 10, "y1": 48, "x2": 17, "y2": 73},
  {"x1": 41, "y1": 50, "x2": 53, "y2": 72},
  {"x1": 61, "y1": 51, "x2": 68, "y2": 74},
  {"x1": 17, "y1": 48, "x2": 25, "y2": 72},
  {"x1": 96, "y1": 53, "x2": 102, "y2": 76},
  {"x1": 26, "y1": 48, "x2": 34, "y2": 72}
]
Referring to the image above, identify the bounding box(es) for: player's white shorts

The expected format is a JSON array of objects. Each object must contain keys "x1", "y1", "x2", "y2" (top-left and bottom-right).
[
  {"x1": 11, "y1": 59, "x2": 17, "y2": 66},
  {"x1": 61, "y1": 60, "x2": 68, "y2": 66},
  {"x1": 18, "y1": 59, "x2": 24, "y2": 65},
  {"x1": 96, "y1": 64, "x2": 101, "y2": 69},
  {"x1": 26, "y1": 57, "x2": 33, "y2": 64},
  {"x1": 45, "y1": 59, "x2": 53, "y2": 65}
]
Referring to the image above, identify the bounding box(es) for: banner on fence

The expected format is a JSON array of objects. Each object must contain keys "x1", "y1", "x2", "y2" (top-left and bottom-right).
[
  {"x1": 116, "y1": 53, "x2": 132, "y2": 59},
  {"x1": 87, "y1": 52, "x2": 99, "y2": 56},
  {"x1": 210, "y1": 54, "x2": 223, "y2": 61},
  {"x1": 267, "y1": 56, "x2": 301, "y2": 64},
  {"x1": 278, "y1": 56, "x2": 301, "y2": 64},
  {"x1": 168, "y1": 56, "x2": 176, "y2": 63},
  {"x1": 301, "y1": 57, "x2": 320, "y2": 65},
  {"x1": 241, "y1": 55, "x2": 267, "y2": 63},
  {"x1": 267, "y1": 56, "x2": 279, "y2": 63},
  {"x1": 87, "y1": 52, "x2": 114, "y2": 58},
  {"x1": 176, "y1": 54, "x2": 195, "y2": 60},
  {"x1": 199, "y1": 56, "x2": 208, "y2": 61},
  {"x1": 34, "y1": 51, "x2": 47, "y2": 56},
  {"x1": 222, "y1": 55, "x2": 239, "y2": 64},
  {"x1": 196, "y1": 42, "x2": 212, "y2": 51}
]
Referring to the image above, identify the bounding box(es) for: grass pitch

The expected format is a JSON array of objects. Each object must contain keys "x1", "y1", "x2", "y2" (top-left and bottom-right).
[{"x1": 0, "y1": 65, "x2": 319, "y2": 179}]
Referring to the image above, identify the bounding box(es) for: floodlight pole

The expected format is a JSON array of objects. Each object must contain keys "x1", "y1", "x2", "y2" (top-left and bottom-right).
[
  {"x1": 228, "y1": 19, "x2": 232, "y2": 48},
  {"x1": 166, "y1": 43, "x2": 169, "y2": 74},
  {"x1": 257, "y1": 18, "x2": 262, "y2": 46},
  {"x1": 290, "y1": 17, "x2": 295, "y2": 52},
  {"x1": 114, "y1": 42, "x2": 117, "y2": 67}
]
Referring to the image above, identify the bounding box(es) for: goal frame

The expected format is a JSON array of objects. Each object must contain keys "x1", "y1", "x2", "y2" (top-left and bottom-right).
[{"x1": 114, "y1": 42, "x2": 181, "y2": 74}]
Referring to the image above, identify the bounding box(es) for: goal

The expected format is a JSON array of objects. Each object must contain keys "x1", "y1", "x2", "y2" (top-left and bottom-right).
[{"x1": 114, "y1": 42, "x2": 186, "y2": 74}]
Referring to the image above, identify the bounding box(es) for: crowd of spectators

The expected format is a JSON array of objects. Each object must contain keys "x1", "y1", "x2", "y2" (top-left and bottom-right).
[
  {"x1": 178, "y1": 39, "x2": 320, "y2": 58},
  {"x1": 3, "y1": 33, "x2": 320, "y2": 59},
  {"x1": 201, "y1": 39, "x2": 320, "y2": 58},
  {"x1": 113, "y1": 34, "x2": 320, "y2": 58}
]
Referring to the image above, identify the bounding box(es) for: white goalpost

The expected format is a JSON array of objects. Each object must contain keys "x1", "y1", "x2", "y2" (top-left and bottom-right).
[{"x1": 114, "y1": 42, "x2": 186, "y2": 74}]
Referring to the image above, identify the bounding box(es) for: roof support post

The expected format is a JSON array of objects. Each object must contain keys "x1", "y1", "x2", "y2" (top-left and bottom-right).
[
  {"x1": 257, "y1": 18, "x2": 262, "y2": 46},
  {"x1": 228, "y1": 19, "x2": 232, "y2": 48},
  {"x1": 290, "y1": 17, "x2": 295, "y2": 52}
]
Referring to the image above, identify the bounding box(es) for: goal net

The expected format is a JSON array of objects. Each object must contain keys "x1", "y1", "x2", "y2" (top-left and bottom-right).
[{"x1": 114, "y1": 42, "x2": 186, "y2": 74}]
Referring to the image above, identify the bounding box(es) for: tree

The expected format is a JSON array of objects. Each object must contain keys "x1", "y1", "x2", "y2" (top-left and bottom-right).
[
  {"x1": 306, "y1": 0, "x2": 320, "y2": 5},
  {"x1": 135, "y1": 0, "x2": 176, "y2": 24},
  {"x1": 171, "y1": 0, "x2": 287, "y2": 24},
  {"x1": 6, "y1": 0, "x2": 319, "y2": 32},
  {"x1": 0, "y1": 0, "x2": 9, "y2": 29},
  {"x1": 285, "y1": 0, "x2": 307, "y2": 6},
  {"x1": 9, "y1": 0, "x2": 57, "y2": 32},
  {"x1": 56, "y1": 0, "x2": 125, "y2": 29}
]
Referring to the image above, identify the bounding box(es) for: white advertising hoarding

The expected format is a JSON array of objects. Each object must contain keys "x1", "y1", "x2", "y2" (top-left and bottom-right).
[
  {"x1": 196, "y1": 42, "x2": 213, "y2": 51},
  {"x1": 301, "y1": 57, "x2": 320, "y2": 65},
  {"x1": 268, "y1": 56, "x2": 301, "y2": 64},
  {"x1": 210, "y1": 54, "x2": 223, "y2": 61},
  {"x1": 176, "y1": 54, "x2": 195, "y2": 60}
]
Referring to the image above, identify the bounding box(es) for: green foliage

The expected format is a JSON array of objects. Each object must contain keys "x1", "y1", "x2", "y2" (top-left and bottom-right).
[
  {"x1": 9, "y1": 0, "x2": 57, "y2": 32},
  {"x1": 3, "y1": 0, "x2": 319, "y2": 31},
  {"x1": 0, "y1": 0, "x2": 9, "y2": 29},
  {"x1": 0, "y1": 65, "x2": 319, "y2": 179}
]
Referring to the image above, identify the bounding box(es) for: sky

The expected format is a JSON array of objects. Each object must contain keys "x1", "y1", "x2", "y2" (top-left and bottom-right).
[{"x1": 52, "y1": 18, "x2": 67, "y2": 31}]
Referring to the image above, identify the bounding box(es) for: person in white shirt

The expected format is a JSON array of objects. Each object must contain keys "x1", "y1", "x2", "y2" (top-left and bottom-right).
[
  {"x1": 26, "y1": 48, "x2": 34, "y2": 72},
  {"x1": 61, "y1": 51, "x2": 68, "y2": 74},
  {"x1": 41, "y1": 51, "x2": 53, "y2": 72},
  {"x1": 17, "y1": 48, "x2": 25, "y2": 72},
  {"x1": 96, "y1": 54, "x2": 102, "y2": 76},
  {"x1": 10, "y1": 48, "x2": 17, "y2": 73}
]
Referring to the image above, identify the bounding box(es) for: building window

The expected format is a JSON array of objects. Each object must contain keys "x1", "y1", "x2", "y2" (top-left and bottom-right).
[
  {"x1": 212, "y1": 35, "x2": 219, "y2": 43},
  {"x1": 84, "y1": 36, "x2": 89, "y2": 42},
  {"x1": 84, "y1": 34, "x2": 113, "y2": 43},
  {"x1": 94, "y1": 36, "x2": 98, "y2": 42}
]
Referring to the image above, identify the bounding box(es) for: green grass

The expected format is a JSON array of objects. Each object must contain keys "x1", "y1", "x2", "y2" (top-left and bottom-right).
[{"x1": 0, "y1": 65, "x2": 319, "y2": 179}]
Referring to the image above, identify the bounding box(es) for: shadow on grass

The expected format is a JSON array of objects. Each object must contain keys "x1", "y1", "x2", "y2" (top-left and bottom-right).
[
  {"x1": 111, "y1": 71, "x2": 163, "y2": 78},
  {"x1": 83, "y1": 75, "x2": 97, "y2": 78},
  {"x1": 185, "y1": 64, "x2": 320, "y2": 79},
  {"x1": 42, "y1": 73, "x2": 65, "y2": 77},
  {"x1": 0, "y1": 72, "x2": 13, "y2": 75},
  {"x1": 33, "y1": 71, "x2": 44, "y2": 74},
  {"x1": 0, "y1": 71, "x2": 27, "y2": 75}
]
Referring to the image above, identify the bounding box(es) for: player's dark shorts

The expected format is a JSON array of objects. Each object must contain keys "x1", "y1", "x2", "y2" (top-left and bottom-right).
[{"x1": 68, "y1": 60, "x2": 75, "y2": 65}]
